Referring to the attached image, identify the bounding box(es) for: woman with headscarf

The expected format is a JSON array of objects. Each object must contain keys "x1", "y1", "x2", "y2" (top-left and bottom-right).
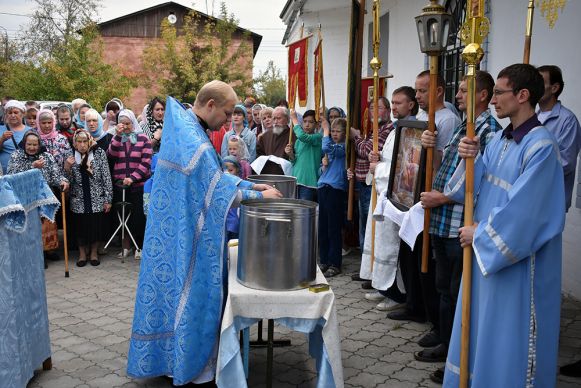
[
  {"x1": 107, "y1": 109, "x2": 152, "y2": 259},
  {"x1": 220, "y1": 104, "x2": 257, "y2": 162},
  {"x1": 0, "y1": 100, "x2": 33, "y2": 172},
  {"x1": 140, "y1": 97, "x2": 165, "y2": 153},
  {"x1": 84, "y1": 108, "x2": 113, "y2": 151},
  {"x1": 74, "y1": 103, "x2": 92, "y2": 130},
  {"x1": 56, "y1": 104, "x2": 79, "y2": 143},
  {"x1": 37, "y1": 109, "x2": 72, "y2": 170},
  {"x1": 7, "y1": 130, "x2": 69, "y2": 191},
  {"x1": 64, "y1": 130, "x2": 113, "y2": 267},
  {"x1": 103, "y1": 98, "x2": 124, "y2": 135}
]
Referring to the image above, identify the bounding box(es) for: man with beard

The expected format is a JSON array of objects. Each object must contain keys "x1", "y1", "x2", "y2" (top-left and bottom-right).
[
  {"x1": 55, "y1": 105, "x2": 79, "y2": 144},
  {"x1": 255, "y1": 106, "x2": 296, "y2": 175}
]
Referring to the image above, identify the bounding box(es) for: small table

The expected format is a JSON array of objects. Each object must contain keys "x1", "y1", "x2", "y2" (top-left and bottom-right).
[{"x1": 216, "y1": 246, "x2": 344, "y2": 388}]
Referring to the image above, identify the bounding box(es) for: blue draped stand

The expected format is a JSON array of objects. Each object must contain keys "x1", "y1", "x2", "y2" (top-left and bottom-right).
[{"x1": 0, "y1": 169, "x2": 60, "y2": 388}]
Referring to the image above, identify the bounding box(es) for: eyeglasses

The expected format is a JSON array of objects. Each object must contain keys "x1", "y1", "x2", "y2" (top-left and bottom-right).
[{"x1": 492, "y1": 88, "x2": 515, "y2": 96}]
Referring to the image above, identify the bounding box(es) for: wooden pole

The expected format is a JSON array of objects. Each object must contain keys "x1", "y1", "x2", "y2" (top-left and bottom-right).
[
  {"x1": 61, "y1": 191, "x2": 69, "y2": 278},
  {"x1": 346, "y1": 0, "x2": 366, "y2": 221},
  {"x1": 420, "y1": 55, "x2": 438, "y2": 274},
  {"x1": 369, "y1": 0, "x2": 381, "y2": 271},
  {"x1": 458, "y1": 1, "x2": 487, "y2": 385},
  {"x1": 523, "y1": 0, "x2": 534, "y2": 64}
]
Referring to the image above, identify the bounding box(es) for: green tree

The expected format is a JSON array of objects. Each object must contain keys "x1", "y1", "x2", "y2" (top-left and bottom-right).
[
  {"x1": 142, "y1": 2, "x2": 253, "y2": 102},
  {"x1": 0, "y1": 25, "x2": 136, "y2": 108},
  {"x1": 253, "y1": 60, "x2": 286, "y2": 107}
]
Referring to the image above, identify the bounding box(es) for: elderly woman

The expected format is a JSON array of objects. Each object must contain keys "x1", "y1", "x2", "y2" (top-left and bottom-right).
[
  {"x1": 107, "y1": 109, "x2": 152, "y2": 259},
  {"x1": 84, "y1": 108, "x2": 113, "y2": 151},
  {"x1": 259, "y1": 107, "x2": 274, "y2": 139},
  {"x1": 7, "y1": 130, "x2": 69, "y2": 191},
  {"x1": 37, "y1": 109, "x2": 72, "y2": 170},
  {"x1": 64, "y1": 130, "x2": 112, "y2": 267},
  {"x1": 0, "y1": 100, "x2": 33, "y2": 172},
  {"x1": 140, "y1": 97, "x2": 165, "y2": 153}
]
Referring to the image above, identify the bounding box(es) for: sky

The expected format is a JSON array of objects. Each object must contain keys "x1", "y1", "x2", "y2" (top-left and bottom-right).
[{"x1": 0, "y1": 0, "x2": 288, "y2": 76}]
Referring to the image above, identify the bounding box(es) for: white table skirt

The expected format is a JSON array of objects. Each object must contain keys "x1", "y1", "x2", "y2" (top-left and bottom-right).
[{"x1": 216, "y1": 245, "x2": 344, "y2": 388}]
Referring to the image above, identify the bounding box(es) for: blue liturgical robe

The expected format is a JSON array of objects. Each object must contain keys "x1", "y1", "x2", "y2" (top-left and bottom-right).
[
  {"x1": 127, "y1": 97, "x2": 259, "y2": 385},
  {"x1": 443, "y1": 125, "x2": 565, "y2": 387}
]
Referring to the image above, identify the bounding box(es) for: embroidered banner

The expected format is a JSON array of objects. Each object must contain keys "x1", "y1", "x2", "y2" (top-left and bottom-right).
[
  {"x1": 361, "y1": 76, "x2": 387, "y2": 136},
  {"x1": 287, "y1": 36, "x2": 309, "y2": 109},
  {"x1": 313, "y1": 38, "x2": 324, "y2": 121}
]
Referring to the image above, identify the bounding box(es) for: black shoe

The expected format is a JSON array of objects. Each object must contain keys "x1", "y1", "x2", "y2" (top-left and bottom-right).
[
  {"x1": 561, "y1": 360, "x2": 581, "y2": 377},
  {"x1": 76, "y1": 259, "x2": 87, "y2": 267},
  {"x1": 319, "y1": 264, "x2": 330, "y2": 273},
  {"x1": 386, "y1": 309, "x2": 426, "y2": 323},
  {"x1": 361, "y1": 280, "x2": 373, "y2": 290},
  {"x1": 45, "y1": 251, "x2": 61, "y2": 261},
  {"x1": 430, "y1": 367, "x2": 445, "y2": 384},
  {"x1": 324, "y1": 266, "x2": 341, "y2": 278},
  {"x1": 351, "y1": 274, "x2": 365, "y2": 281},
  {"x1": 90, "y1": 258, "x2": 101, "y2": 267},
  {"x1": 418, "y1": 330, "x2": 441, "y2": 348},
  {"x1": 414, "y1": 343, "x2": 447, "y2": 362}
]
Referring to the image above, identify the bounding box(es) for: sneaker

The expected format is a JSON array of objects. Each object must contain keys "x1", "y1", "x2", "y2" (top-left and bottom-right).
[
  {"x1": 117, "y1": 248, "x2": 133, "y2": 259},
  {"x1": 324, "y1": 266, "x2": 341, "y2": 277},
  {"x1": 376, "y1": 298, "x2": 404, "y2": 311},
  {"x1": 365, "y1": 291, "x2": 385, "y2": 301},
  {"x1": 319, "y1": 263, "x2": 330, "y2": 273}
]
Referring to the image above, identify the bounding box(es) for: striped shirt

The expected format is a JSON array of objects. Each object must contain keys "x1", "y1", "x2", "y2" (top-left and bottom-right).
[
  {"x1": 107, "y1": 133, "x2": 152, "y2": 188},
  {"x1": 354, "y1": 121, "x2": 392, "y2": 182},
  {"x1": 430, "y1": 109, "x2": 501, "y2": 238}
]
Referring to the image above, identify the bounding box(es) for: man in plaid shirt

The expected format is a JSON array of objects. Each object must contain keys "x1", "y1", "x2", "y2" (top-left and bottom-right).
[
  {"x1": 348, "y1": 97, "x2": 392, "y2": 253},
  {"x1": 416, "y1": 71, "x2": 501, "y2": 383}
]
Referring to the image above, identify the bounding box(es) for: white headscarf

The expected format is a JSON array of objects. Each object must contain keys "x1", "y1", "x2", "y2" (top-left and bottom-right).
[{"x1": 4, "y1": 100, "x2": 26, "y2": 113}]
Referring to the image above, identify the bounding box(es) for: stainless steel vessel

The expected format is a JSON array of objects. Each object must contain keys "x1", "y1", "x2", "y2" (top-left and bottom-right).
[
  {"x1": 247, "y1": 175, "x2": 297, "y2": 199},
  {"x1": 237, "y1": 199, "x2": 318, "y2": 290}
]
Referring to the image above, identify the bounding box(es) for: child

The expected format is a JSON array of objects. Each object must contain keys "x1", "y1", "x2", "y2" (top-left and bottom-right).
[
  {"x1": 317, "y1": 117, "x2": 348, "y2": 278},
  {"x1": 227, "y1": 135, "x2": 252, "y2": 179},
  {"x1": 25, "y1": 107, "x2": 38, "y2": 130},
  {"x1": 286, "y1": 109, "x2": 322, "y2": 202},
  {"x1": 223, "y1": 156, "x2": 242, "y2": 240}
]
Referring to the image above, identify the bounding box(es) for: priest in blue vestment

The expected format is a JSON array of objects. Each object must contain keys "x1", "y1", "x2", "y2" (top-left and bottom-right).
[
  {"x1": 127, "y1": 81, "x2": 281, "y2": 385},
  {"x1": 443, "y1": 64, "x2": 566, "y2": 387}
]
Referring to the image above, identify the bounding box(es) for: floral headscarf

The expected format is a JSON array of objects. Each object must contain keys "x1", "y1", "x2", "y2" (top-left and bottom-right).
[
  {"x1": 73, "y1": 129, "x2": 98, "y2": 176},
  {"x1": 36, "y1": 109, "x2": 58, "y2": 141},
  {"x1": 141, "y1": 97, "x2": 165, "y2": 140}
]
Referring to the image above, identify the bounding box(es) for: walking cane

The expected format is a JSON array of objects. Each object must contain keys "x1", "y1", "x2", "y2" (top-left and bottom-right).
[{"x1": 61, "y1": 191, "x2": 70, "y2": 278}]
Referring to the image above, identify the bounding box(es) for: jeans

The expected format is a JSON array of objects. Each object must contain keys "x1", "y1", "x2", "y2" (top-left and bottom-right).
[
  {"x1": 318, "y1": 185, "x2": 346, "y2": 268},
  {"x1": 357, "y1": 181, "x2": 372, "y2": 248},
  {"x1": 297, "y1": 185, "x2": 317, "y2": 202},
  {"x1": 432, "y1": 235, "x2": 463, "y2": 347}
]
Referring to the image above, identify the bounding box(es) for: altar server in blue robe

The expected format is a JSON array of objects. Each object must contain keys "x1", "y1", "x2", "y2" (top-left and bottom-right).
[
  {"x1": 127, "y1": 81, "x2": 281, "y2": 386},
  {"x1": 442, "y1": 64, "x2": 565, "y2": 387}
]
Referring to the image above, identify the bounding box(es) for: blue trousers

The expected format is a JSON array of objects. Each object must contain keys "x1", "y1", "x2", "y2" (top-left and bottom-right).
[
  {"x1": 357, "y1": 181, "x2": 372, "y2": 248},
  {"x1": 318, "y1": 185, "x2": 346, "y2": 268},
  {"x1": 297, "y1": 185, "x2": 317, "y2": 202}
]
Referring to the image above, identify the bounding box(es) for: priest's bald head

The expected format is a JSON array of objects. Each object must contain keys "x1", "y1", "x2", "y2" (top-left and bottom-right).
[{"x1": 193, "y1": 80, "x2": 238, "y2": 131}]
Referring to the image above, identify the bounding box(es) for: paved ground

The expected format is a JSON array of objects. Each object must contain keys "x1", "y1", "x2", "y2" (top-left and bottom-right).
[{"x1": 26, "y1": 248, "x2": 581, "y2": 388}]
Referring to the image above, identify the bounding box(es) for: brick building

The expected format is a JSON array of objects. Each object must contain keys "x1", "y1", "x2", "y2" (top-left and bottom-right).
[{"x1": 96, "y1": 1, "x2": 262, "y2": 111}]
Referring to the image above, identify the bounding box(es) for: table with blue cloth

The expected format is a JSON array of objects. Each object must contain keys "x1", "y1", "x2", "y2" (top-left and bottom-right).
[
  {"x1": 216, "y1": 244, "x2": 344, "y2": 388},
  {"x1": 0, "y1": 169, "x2": 60, "y2": 388}
]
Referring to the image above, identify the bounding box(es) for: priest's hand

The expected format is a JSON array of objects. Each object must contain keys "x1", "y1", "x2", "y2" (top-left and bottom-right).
[
  {"x1": 252, "y1": 183, "x2": 273, "y2": 192},
  {"x1": 459, "y1": 223, "x2": 478, "y2": 247},
  {"x1": 262, "y1": 187, "x2": 283, "y2": 199},
  {"x1": 458, "y1": 136, "x2": 480, "y2": 159},
  {"x1": 420, "y1": 190, "x2": 450, "y2": 209},
  {"x1": 421, "y1": 130, "x2": 437, "y2": 149}
]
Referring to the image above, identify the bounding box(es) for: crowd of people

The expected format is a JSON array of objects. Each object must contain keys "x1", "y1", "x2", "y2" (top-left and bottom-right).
[{"x1": 1, "y1": 62, "x2": 581, "y2": 386}]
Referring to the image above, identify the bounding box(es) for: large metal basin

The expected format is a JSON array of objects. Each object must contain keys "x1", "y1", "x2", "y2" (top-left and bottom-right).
[
  {"x1": 247, "y1": 175, "x2": 297, "y2": 199},
  {"x1": 237, "y1": 199, "x2": 317, "y2": 290}
]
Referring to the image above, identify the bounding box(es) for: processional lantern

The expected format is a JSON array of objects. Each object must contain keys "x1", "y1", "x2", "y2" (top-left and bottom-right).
[{"x1": 415, "y1": 0, "x2": 452, "y2": 55}]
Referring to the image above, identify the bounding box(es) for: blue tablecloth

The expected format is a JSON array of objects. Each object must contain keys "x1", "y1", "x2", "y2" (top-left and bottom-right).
[{"x1": 0, "y1": 169, "x2": 60, "y2": 388}]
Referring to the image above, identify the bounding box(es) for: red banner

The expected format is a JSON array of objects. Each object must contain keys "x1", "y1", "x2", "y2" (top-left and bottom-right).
[
  {"x1": 360, "y1": 77, "x2": 387, "y2": 136},
  {"x1": 313, "y1": 39, "x2": 324, "y2": 121},
  {"x1": 288, "y1": 36, "x2": 309, "y2": 109}
]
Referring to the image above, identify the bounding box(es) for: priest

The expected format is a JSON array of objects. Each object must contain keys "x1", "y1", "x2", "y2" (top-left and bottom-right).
[{"x1": 127, "y1": 80, "x2": 281, "y2": 385}]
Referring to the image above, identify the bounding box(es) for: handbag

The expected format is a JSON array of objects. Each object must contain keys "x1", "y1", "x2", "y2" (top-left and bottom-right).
[{"x1": 41, "y1": 218, "x2": 59, "y2": 251}]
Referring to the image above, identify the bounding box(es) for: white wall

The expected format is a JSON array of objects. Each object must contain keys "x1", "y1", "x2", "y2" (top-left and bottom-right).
[{"x1": 286, "y1": 6, "x2": 351, "y2": 112}]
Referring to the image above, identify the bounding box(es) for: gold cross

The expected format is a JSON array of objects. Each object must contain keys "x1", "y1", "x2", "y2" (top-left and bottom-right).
[{"x1": 537, "y1": 0, "x2": 567, "y2": 29}]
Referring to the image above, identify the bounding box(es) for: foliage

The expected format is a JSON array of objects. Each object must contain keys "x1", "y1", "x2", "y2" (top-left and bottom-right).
[
  {"x1": 0, "y1": 25, "x2": 136, "y2": 109},
  {"x1": 19, "y1": 0, "x2": 100, "y2": 60},
  {"x1": 142, "y1": 2, "x2": 253, "y2": 103},
  {"x1": 253, "y1": 60, "x2": 286, "y2": 107}
]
